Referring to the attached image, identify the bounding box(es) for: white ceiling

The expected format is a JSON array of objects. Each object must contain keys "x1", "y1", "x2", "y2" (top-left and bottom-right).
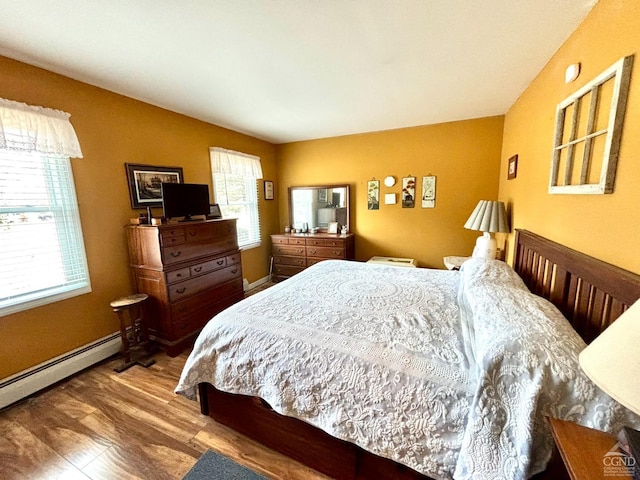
[{"x1": 0, "y1": 0, "x2": 597, "y2": 144}]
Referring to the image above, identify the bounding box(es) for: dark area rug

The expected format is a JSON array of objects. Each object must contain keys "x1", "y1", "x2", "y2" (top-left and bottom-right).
[{"x1": 183, "y1": 450, "x2": 267, "y2": 480}]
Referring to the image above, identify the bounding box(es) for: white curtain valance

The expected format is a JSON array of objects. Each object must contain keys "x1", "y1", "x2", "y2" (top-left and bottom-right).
[
  {"x1": 210, "y1": 147, "x2": 262, "y2": 179},
  {"x1": 0, "y1": 98, "x2": 83, "y2": 158}
]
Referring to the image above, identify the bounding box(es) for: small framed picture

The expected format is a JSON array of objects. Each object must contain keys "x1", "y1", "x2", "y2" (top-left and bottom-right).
[
  {"x1": 327, "y1": 221, "x2": 339, "y2": 234},
  {"x1": 402, "y1": 176, "x2": 416, "y2": 208},
  {"x1": 421, "y1": 175, "x2": 436, "y2": 208},
  {"x1": 367, "y1": 179, "x2": 380, "y2": 210},
  {"x1": 264, "y1": 180, "x2": 274, "y2": 200},
  {"x1": 208, "y1": 204, "x2": 222, "y2": 219},
  {"x1": 508, "y1": 155, "x2": 518, "y2": 180}
]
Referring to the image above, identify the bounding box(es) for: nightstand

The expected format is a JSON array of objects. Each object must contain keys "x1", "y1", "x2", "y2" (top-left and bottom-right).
[
  {"x1": 548, "y1": 417, "x2": 632, "y2": 480},
  {"x1": 367, "y1": 256, "x2": 417, "y2": 268},
  {"x1": 443, "y1": 256, "x2": 470, "y2": 270}
]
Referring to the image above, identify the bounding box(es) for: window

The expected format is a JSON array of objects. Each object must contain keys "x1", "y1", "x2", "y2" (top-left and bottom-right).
[
  {"x1": 0, "y1": 98, "x2": 89, "y2": 316},
  {"x1": 210, "y1": 147, "x2": 263, "y2": 249},
  {"x1": 550, "y1": 55, "x2": 633, "y2": 194}
]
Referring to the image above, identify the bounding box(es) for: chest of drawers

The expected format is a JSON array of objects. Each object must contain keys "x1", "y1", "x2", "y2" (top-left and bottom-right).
[
  {"x1": 126, "y1": 219, "x2": 243, "y2": 356},
  {"x1": 271, "y1": 233, "x2": 355, "y2": 281}
]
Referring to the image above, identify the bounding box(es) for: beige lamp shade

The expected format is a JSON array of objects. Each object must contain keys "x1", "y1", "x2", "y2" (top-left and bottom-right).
[
  {"x1": 464, "y1": 200, "x2": 510, "y2": 233},
  {"x1": 579, "y1": 300, "x2": 640, "y2": 416},
  {"x1": 463, "y1": 200, "x2": 509, "y2": 259}
]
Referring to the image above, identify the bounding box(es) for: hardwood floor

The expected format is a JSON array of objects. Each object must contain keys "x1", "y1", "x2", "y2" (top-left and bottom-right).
[{"x1": 0, "y1": 350, "x2": 328, "y2": 480}]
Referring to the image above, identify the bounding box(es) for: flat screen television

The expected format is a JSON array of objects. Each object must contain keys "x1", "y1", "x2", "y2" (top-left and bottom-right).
[{"x1": 161, "y1": 182, "x2": 210, "y2": 221}]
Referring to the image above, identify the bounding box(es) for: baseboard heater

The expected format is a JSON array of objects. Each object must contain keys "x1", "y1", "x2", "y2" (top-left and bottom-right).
[{"x1": 0, "y1": 332, "x2": 121, "y2": 410}]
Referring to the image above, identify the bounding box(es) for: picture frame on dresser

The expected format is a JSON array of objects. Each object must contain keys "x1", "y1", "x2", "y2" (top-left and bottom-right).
[
  {"x1": 125, "y1": 163, "x2": 183, "y2": 209},
  {"x1": 208, "y1": 204, "x2": 222, "y2": 219},
  {"x1": 327, "y1": 222, "x2": 339, "y2": 234}
]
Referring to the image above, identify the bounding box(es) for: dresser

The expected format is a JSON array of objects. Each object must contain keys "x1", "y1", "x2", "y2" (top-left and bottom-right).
[
  {"x1": 126, "y1": 219, "x2": 243, "y2": 356},
  {"x1": 271, "y1": 232, "x2": 355, "y2": 281}
]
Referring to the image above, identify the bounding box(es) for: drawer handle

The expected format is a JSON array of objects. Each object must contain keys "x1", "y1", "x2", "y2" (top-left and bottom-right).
[
  {"x1": 231, "y1": 268, "x2": 238, "y2": 274},
  {"x1": 176, "y1": 287, "x2": 186, "y2": 294},
  {"x1": 334, "y1": 250, "x2": 341, "y2": 255},
  {"x1": 217, "y1": 259, "x2": 225, "y2": 265},
  {"x1": 189, "y1": 231, "x2": 197, "y2": 236},
  {"x1": 297, "y1": 260, "x2": 304, "y2": 265},
  {"x1": 193, "y1": 266, "x2": 202, "y2": 273},
  {"x1": 309, "y1": 249, "x2": 316, "y2": 254},
  {"x1": 171, "y1": 251, "x2": 182, "y2": 258},
  {"x1": 176, "y1": 273, "x2": 183, "y2": 278}
]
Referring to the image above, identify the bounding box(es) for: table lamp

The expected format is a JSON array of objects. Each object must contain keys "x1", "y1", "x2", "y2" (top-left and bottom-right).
[
  {"x1": 463, "y1": 200, "x2": 509, "y2": 259},
  {"x1": 579, "y1": 300, "x2": 640, "y2": 416}
]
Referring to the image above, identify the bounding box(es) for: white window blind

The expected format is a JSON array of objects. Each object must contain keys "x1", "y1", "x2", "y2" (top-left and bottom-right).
[
  {"x1": 0, "y1": 98, "x2": 90, "y2": 316},
  {"x1": 210, "y1": 147, "x2": 262, "y2": 250}
]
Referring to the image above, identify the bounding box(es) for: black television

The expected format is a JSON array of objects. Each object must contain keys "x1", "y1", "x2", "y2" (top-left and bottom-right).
[{"x1": 161, "y1": 182, "x2": 210, "y2": 221}]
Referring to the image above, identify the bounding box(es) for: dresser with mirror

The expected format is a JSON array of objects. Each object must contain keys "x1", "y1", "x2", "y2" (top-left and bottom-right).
[{"x1": 271, "y1": 184, "x2": 355, "y2": 281}]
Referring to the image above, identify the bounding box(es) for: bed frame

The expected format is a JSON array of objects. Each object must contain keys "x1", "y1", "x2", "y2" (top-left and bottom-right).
[
  {"x1": 513, "y1": 229, "x2": 640, "y2": 343},
  {"x1": 197, "y1": 229, "x2": 640, "y2": 479}
]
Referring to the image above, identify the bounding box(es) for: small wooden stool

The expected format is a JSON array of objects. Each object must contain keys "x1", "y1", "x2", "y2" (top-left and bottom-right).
[{"x1": 110, "y1": 293, "x2": 155, "y2": 372}]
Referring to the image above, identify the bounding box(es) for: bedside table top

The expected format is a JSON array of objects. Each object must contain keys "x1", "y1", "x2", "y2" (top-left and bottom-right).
[
  {"x1": 367, "y1": 256, "x2": 417, "y2": 268},
  {"x1": 443, "y1": 256, "x2": 471, "y2": 270},
  {"x1": 549, "y1": 417, "x2": 632, "y2": 480}
]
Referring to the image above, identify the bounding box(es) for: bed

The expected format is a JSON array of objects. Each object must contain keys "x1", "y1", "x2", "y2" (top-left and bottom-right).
[{"x1": 175, "y1": 229, "x2": 640, "y2": 479}]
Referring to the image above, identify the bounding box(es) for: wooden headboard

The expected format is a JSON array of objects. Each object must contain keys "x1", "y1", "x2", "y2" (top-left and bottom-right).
[{"x1": 513, "y1": 229, "x2": 640, "y2": 343}]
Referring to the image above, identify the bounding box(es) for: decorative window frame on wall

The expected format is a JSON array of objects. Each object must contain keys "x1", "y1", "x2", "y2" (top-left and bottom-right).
[{"x1": 549, "y1": 55, "x2": 633, "y2": 194}]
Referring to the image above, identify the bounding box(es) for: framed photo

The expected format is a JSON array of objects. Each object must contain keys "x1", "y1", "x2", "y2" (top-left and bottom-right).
[
  {"x1": 264, "y1": 180, "x2": 274, "y2": 200},
  {"x1": 508, "y1": 154, "x2": 518, "y2": 180},
  {"x1": 327, "y1": 221, "x2": 339, "y2": 234},
  {"x1": 125, "y1": 163, "x2": 183, "y2": 209},
  {"x1": 421, "y1": 175, "x2": 436, "y2": 208},
  {"x1": 402, "y1": 176, "x2": 416, "y2": 208},
  {"x1": 318, "y1": 188, "x2": 328, "y2": 203},
  {"x1": 367, "y1": 179, "x2": 380, "y2": 210},
  {"x1": 209, "y1": 204, "x2": 222, "y2": 219}
]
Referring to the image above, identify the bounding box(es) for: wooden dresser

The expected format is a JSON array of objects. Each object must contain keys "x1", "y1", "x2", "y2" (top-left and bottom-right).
[
  {"x1": 271, "y1": 232, "x2": 355, "y2": 281},
  {"x1": 126, "y1": 219, "x2": 243, "y2": 356}
]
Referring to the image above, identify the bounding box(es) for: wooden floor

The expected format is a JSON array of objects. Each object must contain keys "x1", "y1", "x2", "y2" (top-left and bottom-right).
[{"x1": 0, "y1": 350, "x2": 328, "y2": 480}]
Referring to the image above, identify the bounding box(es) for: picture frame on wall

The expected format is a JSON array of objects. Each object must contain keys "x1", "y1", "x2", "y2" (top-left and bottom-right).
[
  {"x1": 508, "y1": 155, "x2": 518, "y2": 180},
  {"x1": 367, "y1": 179, "x2": 380, "y2": 210},
  {"x1": 421, "y1": 175, "x2": 437, "y2": 208},
  {"x1": 402, "y1": 176, "x2": 416, "y2": 208},
  {"x1": 264, "y1": 180, "x2": 274, "y2": 200},
  {"x1": 125, "y1": 163, "x2": 183, "y2": 209}
]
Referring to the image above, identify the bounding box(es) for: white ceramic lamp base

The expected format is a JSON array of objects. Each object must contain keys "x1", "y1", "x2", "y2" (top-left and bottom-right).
[{"x1": 472, "y1": 232, "x2": 497, "y2": 259}]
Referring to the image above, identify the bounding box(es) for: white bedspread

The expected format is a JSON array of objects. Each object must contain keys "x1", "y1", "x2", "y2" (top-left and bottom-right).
[{"x1": 175, "y1": 259, "x2": 640, "y2": 479}]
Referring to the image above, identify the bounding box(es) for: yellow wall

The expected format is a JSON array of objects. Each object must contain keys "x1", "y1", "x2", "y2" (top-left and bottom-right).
[
  {"x1": 0, "y1": 55, "x2": 277, "y2": 378},
  {"x1": 277, "y1": 116, "x2": 504, "y2": 268},
  {"x1": 8, "y1": 0, "x2": 634, "y2": 381},
  {"x1": 499, "y1": 0, "x2": 640, "y2": 274}
]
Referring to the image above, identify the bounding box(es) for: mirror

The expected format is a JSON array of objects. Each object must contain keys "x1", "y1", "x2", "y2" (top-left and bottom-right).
[{"x1": 289, "y1": 184, "x2": 350, "y2": 232}]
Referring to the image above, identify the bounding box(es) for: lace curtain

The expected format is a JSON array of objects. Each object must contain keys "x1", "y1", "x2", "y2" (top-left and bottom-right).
[
  {"x1": 209, "y1": 146, "x2": 262, "y2": 178},
  {"x1": 0, "y1": 97, "x2": 83, "y2": 158}
]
